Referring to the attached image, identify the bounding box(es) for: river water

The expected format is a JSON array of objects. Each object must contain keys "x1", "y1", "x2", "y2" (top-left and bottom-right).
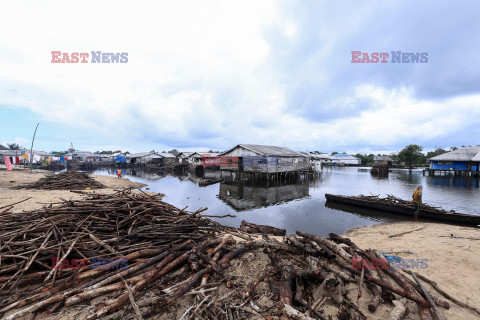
[{"x1": 94, "y1": 167, "x2": 480, "y2": 237}]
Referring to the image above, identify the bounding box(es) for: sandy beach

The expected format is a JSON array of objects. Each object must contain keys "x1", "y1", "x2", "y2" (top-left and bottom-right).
[
  {"x1": 1, "y1": 169, "x2": 479, "y2": 319},
  {"x1": 0, "y1": 169, "x2": 146, "y2": 212},
  {"x1": 347, "y1": 222, "x2": 480, "y2": 319}
]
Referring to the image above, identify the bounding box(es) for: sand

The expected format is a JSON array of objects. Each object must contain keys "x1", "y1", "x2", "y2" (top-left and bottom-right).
[
  {"x1": 0, "y1": 169, "x2": 146, "y2": 212},
  {"x1": 347, "y1": 221, "x2": 480, "y2": 319},
  {"x1": 1, "y1": 169, "x2": 479, "y2": 319}
]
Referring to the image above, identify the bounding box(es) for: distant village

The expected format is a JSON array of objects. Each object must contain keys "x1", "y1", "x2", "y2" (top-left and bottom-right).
[{"x1": 1, "y1": 143, "x2": 480, "y2": 178}]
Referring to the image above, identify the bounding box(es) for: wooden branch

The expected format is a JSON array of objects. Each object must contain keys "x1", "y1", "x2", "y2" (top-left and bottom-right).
[
  {"x1": 411, "y1": 272, "x2": 445, "y2": 320},
  {"x1": 404, "y1": 270, "x2": 480, "y2": 316}
]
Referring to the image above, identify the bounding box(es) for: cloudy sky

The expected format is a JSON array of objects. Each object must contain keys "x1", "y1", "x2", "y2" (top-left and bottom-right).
[{"x1": 1, "y1": 1, "x2": 479, "y2": 154}]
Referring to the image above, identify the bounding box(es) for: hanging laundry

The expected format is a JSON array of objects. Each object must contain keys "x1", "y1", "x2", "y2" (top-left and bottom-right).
[
  {"x1": 22, "y1": 154, "x2": 28, "y2": 159},
  {"x1": 60, "y1": 157, "x2": 65, "y2": 164},
  {"x1": 5, "y1": 157, "x2": 12, "y2": 170},
  {"x1": 47, "y1": 157, "x2": 51, "y2": 164},
  {"x1": 15, "y1": 156, "x2": 20, "y2": 163}
]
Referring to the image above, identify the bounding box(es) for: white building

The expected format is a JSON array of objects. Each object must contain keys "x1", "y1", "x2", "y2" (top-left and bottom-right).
[{"x1": 329, "y1": 154, "x2": 361, "y2": 165}]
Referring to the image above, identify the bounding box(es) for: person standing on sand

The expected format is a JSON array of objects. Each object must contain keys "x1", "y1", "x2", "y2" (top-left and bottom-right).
[
  {"x1": 412, "y1": 185, "x2": 423, "y2": 220},
  {"x1": 117, "y1": 169, "x2": 122, "y2": 178}
]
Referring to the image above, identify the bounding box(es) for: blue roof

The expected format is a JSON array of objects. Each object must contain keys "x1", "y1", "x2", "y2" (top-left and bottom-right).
[{"x1": 333, "y1": 153, "x2": 349, "y2": 157}]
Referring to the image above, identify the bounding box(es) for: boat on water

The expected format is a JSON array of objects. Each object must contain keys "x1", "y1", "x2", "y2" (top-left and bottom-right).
[{"x1": 325, "y1": 193, "x2": 480, "y2": 225}]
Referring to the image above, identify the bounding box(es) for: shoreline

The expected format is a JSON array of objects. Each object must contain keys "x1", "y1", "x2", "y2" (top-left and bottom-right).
[
  {"x1": 346, "y1": 221, "x2": 480, "y2": 319},
  {"x1": 1, "y1": 170, "x2": 479, "y2": 319},
  {"x1": 0, "y1": 170, "x2": 147, "y2": 212}
]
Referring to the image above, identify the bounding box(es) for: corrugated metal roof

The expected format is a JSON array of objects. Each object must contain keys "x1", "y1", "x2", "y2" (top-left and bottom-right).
[
  {"x1": 177, "y1": 152, "x2": 194, "y2": 157},
  {"x1": 220, "y1": 144, "x2": 307, "y2": 157},
  {"x1": 374, "y1": 156, "x2": 392, "y2": 161},
  {"x1": 331, "y1": 154, "x2": 360, "y2": 160},
  {"x1": 430, "y1": 146, "x2": 480, "y2": 162},
  {"x1": 158, "y1": 152, "x2": 175, "y2": 158},
  {"x1": 127, "y1": 152, "x2": 163, "y2": 159},
  {"x1": 200, "y1": 152, "x2": 221, "y2": 157},
  {"x1": 312, "y1": 153, "x2": 331, "y2": 159},
  {"x1": 472, "y1": 151, "x2": 480, "y2": 162},
  {"x1": 187, "y1": 152, "x2": 202, "y2": 158},
  {"x1": 0, "y1": 149, "x2": 53, "y2": 156}
]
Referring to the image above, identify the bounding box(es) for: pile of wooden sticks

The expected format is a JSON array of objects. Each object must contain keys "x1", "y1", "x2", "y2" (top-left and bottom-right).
[
  {"x1": 0, "y1": 191, "x2": 477, "y2": 319},
  {"x1": 13, "y1": 170, "x2": 106, "y2": 190},
  {"x1": 355, "y1": 194, "x2": 446, "y2": 213},
  {"x1": 0, "y1": 190, "x2": 231, "y2": 319}
]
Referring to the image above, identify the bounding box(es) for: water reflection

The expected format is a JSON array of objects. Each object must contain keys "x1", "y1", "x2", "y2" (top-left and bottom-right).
[
  {"x1": 92, "y1": 166, "x2": 479, "y2": 236},
  {"x1": 428, "y1": 175, "x2": 480, "y2": 189},
  {"x1": 325, "y1": 200, "x2": 411, "y2": 222},
  {"x1": 218, "y1": 181, "x2": 309, "y2": 211}
]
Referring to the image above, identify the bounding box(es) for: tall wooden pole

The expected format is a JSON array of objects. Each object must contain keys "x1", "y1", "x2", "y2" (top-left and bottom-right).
[{"x1": 29, "y1": 123, "x2": 39, "y2": 172}]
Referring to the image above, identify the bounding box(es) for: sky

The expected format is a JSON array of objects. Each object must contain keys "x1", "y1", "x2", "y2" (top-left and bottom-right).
[{"x1": 1, "y1": 1, "x2": 479, "y2": 154}]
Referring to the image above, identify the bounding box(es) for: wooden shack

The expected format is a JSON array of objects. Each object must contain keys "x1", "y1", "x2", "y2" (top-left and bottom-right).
[
  {"x1": 428, "y1": 146, "x2": 480, "y2": 176},
  {"x1": 158, "y1": 152, "x2": 176, "y2": 165},
  {"x1": 127, "y1": 152, "x2": 166, "y2": 166},
  {"x1": 201, "y1": 152, "x2": 221, "y2": 168},
  {"x1": 176, "y1": 152, "x2": 194, "y2": 164},
  {"x1": 373, "y1": 155, "x2": 393, "y2": 165},
  {"x1": 187, "y1": 152, "x2": 203, "y2": 165},
  {"x1": 218, "y1": 144, "x2": 310, "y2": 180}
]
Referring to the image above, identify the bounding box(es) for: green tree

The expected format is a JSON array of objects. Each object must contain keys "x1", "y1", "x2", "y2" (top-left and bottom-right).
[
  {"x1": 353, "y1": 153, "x2": 374, "y2": 165},
  {"x1": 0, "y1": 144, "x2": 7, "y2": 150},
  {"x1": 391, "y1": 153, "x2": 399, "y2": 165},
  {"x1": 168, "y1": 149, "x2": 180, "y2": 156},
  {"x1": 7, "y1": 143, "x2": 21, "y2": 150},
  {"x1": 426, "y1": 148, "x2": 447, "y2": 159},
  {"x1": 398, "y1": 144, "x2": 424, "y2": 168}
]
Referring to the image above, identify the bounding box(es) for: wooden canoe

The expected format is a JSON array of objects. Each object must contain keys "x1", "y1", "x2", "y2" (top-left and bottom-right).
[{"x1": 325, "y1": 194, "x2": 480, "y2": 225}]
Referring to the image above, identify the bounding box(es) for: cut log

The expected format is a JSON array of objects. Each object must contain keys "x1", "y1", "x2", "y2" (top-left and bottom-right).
[
  {"x1": 268, "y1": 251, "x2": 294, "y2": 305},
  {"x1": 282, "y1": 303, "x2": 316, "y2": 320},
  {"x1": 240, "y1": 220, "x2": 286, "y2": 236},
  {"x1": 297, "y1": 231, "x2": 351, "y2": 262},
  {"x1": 245, "y1": 268, "x2": 272, "y2": 298},
  {"x1": 387, "y1": 298, "x2": 408, "y2": 320}
]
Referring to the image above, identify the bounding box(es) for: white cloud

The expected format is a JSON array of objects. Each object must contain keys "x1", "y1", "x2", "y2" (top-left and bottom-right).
[
  {"x1": 14, "y1": 137, "x2": 28, "y2": 145},
  {"x1": 0, "y1": 1, "x2": 479, "y2": 153}
]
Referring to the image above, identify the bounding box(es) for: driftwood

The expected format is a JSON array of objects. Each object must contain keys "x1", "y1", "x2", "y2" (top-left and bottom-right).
[
  {"x1": 404, "y1": 270, "x2": 480, "y2": 316},
  {"x1": 0, "y1": 185, "x2": 462, "y2": 320},
  {"x1": 268, "y1": 251, "x2": 294, "y2": 305},
  {"x1": 388, "y1": 227, "x2": 426, "y2": 238},
  {"x1": 14, "y1": 170, "x2": 105, "y2": 190},
  {"x1": 245, "y1": 268, "x2": 273, "y2": 298},
  {"x1": 388, "y1": 298, "x2": 408, "y2": 320},
  {"x1": 282, "y1": 303, "x2": 316, "y2": 320},
  {"x1": 411, "y1": 272, "x2": 445, "y2": 320},
  {"x1": 240, "y1": 220, "x2": 286, "y2": 236}
]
